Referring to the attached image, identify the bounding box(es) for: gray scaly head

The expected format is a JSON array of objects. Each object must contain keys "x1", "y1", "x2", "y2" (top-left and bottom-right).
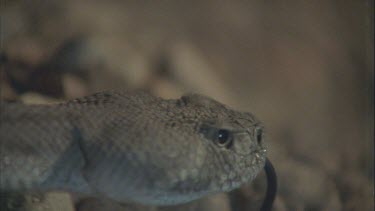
[{"x1": 83, "y1": 92, "x2": 268, "y2": 205}]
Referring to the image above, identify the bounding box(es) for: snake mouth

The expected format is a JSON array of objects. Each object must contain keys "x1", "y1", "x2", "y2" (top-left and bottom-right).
[{"x1": 234, "y1": 148, "x2": 267, "y2": 163}]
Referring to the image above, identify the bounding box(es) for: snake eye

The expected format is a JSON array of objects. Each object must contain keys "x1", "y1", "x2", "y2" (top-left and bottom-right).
[
  {"x1": 216, "y1": 129, "x2": 233, "y2": 148},
  {"x1": 199, "y1": 124, "x2": 233, "y2": 149}
]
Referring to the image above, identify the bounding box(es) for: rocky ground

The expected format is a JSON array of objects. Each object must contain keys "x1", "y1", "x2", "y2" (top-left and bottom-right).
[{"x1": 1, "y1": 1, "x2": 373, "y2": 210}]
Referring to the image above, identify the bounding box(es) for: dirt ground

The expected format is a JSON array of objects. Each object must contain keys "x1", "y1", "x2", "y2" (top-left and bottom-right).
[{"x1": 1, "y1": 1, "x2": 373, "y2": 210}]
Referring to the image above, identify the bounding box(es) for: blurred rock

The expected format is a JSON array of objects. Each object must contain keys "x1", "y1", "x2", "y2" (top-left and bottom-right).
[
  {"x1": 1, "y1": 192, "x2": 74, "y2": 211},
  {"x1": 159, "y1": 193, "x2": 230, "y2": 211},
  {"x1": 77, "y1": 35, "x2": 153, "y2": 92},
  {"x1": 63, "y1": 73, "x2": 89, "y2": 99},
  {"x1": 165, "y1": 41, "x2": 237, "y2": 105},
  {"x1": 76, "y1": 194, "x2": 230, "y2": 211},
  {"x1": 148, "y1": 76, "x2": 185, "y2": 99},
  {"x1": 76, "y1": 198, "x2": 155, "y2": 211},
  {"x1": 277, "y1": 159, "x2": 341, "y2": 210},
  {"x1": 20, "y1": 92, "x2": 60, "y2": 104}
]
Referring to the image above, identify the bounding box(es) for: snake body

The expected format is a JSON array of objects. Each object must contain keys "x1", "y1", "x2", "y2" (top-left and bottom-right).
[{"x1": 0, "y1": 91, "x2": 269, "y2": 206}]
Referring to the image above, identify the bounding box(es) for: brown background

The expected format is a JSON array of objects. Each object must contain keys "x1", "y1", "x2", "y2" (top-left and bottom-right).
[{"x1": 1, "y1": 1, "x2": 373, "y2": 210}]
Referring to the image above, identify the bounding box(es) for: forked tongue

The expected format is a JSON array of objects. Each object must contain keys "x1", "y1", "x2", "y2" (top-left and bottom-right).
[{"x1": 260, "y1": 158, "x2": 277, "y2": 211}]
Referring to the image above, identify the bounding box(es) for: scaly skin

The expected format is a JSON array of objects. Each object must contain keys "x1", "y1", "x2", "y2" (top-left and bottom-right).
[{"x1": 0, "y1": 91, "x2": 266, "y2": 205}]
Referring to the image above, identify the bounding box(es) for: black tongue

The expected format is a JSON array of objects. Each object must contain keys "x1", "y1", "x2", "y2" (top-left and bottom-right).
[{"x1": 260, "y1": 158, "x2": 277, "y2": 211}]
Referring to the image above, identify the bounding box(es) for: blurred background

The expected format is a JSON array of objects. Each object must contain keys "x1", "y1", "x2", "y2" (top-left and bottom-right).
[{"x1": 1, "y1": 1, "x2": 373, "y2": 210}]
